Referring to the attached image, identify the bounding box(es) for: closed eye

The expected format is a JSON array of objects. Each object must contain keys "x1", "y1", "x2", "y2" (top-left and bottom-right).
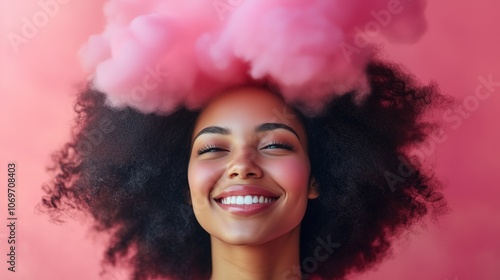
[
  {"x1": 260, "y1": 141, "x2": 295, "y2": 151},
  {"x1": 197, "y1": 141, "x2": 295, "y2": 155},
  {"x1": 197, "y1": 145, "x2": 228, "y2": 155}
]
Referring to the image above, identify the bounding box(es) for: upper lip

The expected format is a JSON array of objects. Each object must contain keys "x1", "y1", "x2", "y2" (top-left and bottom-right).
[{"x1": 213, "y1": 185, "x2": 280, "y2": 200}]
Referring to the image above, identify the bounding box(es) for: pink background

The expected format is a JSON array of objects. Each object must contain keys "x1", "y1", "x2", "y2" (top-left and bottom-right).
[{"x1": 1, "y1": 1, "x2": 499, "y2": 279}]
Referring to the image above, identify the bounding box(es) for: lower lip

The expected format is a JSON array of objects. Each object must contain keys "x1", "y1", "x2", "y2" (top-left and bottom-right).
[{"x1": 215, "y1": 200, "x2": 278, "y2": 216}]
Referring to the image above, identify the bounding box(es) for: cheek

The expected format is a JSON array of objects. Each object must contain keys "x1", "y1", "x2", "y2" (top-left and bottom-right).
[
  {"x1": 188, "y1": 161, "x2": 223, "y2": 206},
  {"x1": 267, "y1": 157, "x2": 310, "y2": 192}
]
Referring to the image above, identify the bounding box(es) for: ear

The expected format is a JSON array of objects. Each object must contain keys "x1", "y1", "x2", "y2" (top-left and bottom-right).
[{"x1": 308, "y1": 177, "x2": 319, "y2": 199}]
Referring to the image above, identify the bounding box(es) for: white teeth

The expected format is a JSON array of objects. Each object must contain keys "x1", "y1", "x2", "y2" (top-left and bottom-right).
[
  {"x1": 236, "y1": 196, "x2": 244, "y2": 205},
  {"x1": 219, "y1": 195, "x2": 277, "y2": 205},
  {"x1": 244, "y1": 195, "x2": 252, "y2": 204}
]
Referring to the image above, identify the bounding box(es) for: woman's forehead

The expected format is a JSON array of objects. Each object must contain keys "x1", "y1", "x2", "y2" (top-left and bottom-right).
[{"x1": 192, "y1": 87, "x2": 306, "y2": 138}]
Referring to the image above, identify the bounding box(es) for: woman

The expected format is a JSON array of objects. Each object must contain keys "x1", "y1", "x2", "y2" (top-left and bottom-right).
[
  {"x1": 189, "y1": 86, "x2": 317, "y2": 280},
  {"x1": 42, "y1": 61, "x2": 446, "y2": 280}
]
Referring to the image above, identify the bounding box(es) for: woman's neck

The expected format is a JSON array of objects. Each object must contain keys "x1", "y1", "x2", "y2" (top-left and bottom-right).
[{"x1": 210, "y1": 226, "x2": 301, "y2": 280}]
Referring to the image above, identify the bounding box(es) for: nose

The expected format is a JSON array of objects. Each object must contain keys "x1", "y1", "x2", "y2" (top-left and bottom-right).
[{"x1": 226, "y1": 149, "x2": 263, "y2": 179}]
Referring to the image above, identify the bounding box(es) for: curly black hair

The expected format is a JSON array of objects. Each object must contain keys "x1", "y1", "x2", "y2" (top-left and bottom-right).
[{"x1": 41, "y1": 61, "x2": 447, "y2": 280}]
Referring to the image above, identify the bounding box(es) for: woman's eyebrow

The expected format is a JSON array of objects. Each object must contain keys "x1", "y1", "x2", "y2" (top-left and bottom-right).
[
  {"x1": 193, "y1": 126, "x2": 231, "y2": 142},
  {"x1": 192, "y1": 123, "x2": 300, "y2": 142},
  {"x1": 256, "y1": 123, "x2": 300, "y2": 141}
]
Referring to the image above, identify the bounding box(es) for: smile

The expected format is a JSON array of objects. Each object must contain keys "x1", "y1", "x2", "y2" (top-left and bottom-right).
[
  {"x1": 212, "y1": 185, "x2": 281, "y2": 216},
  {"x1": 218, "y1": 195, "x2": 278, "y2": 205}
]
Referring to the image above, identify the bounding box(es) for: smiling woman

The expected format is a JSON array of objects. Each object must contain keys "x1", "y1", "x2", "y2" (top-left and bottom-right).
[
  {"x1": 41, "y1": 61, "x2": 447, "y2": 280},
  {"x1": 188, "y1": 88, "x2": 317, "y2": 279}
]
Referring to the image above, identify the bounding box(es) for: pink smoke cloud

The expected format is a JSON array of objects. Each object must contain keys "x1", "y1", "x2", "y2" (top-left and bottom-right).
[{"x1": 79, "y1": 0, "x2": 429, "y2": 115}]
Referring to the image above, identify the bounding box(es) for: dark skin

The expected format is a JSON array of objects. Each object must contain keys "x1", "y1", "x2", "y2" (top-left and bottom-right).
[{"x1": 188, "y1": 87, "x2": 319, "y2": 280}]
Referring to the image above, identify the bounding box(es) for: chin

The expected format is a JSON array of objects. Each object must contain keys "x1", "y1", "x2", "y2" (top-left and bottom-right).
[
  {"x1": 211, "y1": 224, "x2": 301, "y2": 247},
  {"x1": 213, "y1": 231, "x2": 270, "y2": 246}
]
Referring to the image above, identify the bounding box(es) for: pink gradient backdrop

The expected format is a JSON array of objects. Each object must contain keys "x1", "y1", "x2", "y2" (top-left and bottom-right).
[{"x1": 1, "y1": 1, "x2": 499, "y2": 279}]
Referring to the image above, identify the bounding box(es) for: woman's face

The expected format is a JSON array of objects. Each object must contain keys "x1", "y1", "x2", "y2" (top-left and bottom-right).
[{"x1": 188, "y1": 87, "x2": 317, "y2": 245}]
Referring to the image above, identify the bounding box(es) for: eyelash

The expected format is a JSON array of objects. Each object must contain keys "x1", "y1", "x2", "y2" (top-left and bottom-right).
[
  {"x1": 196, "y1": 141, "x2": 295, "y2": 155},
  {"x1": 261, "y1": 141, "x2": 295, "y2": 151},
  {"x1": 197, "y1": 145, "x2": 226, "y2": 155}
]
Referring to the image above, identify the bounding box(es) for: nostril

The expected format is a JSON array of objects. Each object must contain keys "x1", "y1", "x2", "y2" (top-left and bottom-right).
[
  {"x1": 228, "y1": 172, "x2": 259, "y2": 179},
  {"x1": 226, "y1": 160, "x2": 263, "y2": 179}
]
